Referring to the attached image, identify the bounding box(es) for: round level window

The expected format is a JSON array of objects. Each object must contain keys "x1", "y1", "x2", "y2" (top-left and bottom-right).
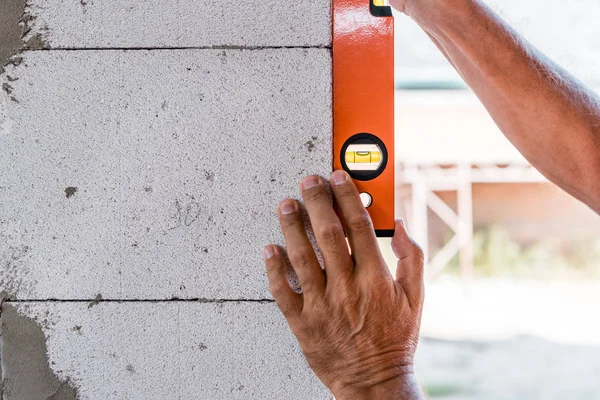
[{"x1": 341, "y1": 133, "x2": 388, "y2": 181}]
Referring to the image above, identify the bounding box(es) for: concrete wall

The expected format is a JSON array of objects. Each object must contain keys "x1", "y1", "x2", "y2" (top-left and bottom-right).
[{"x1": 1, "y1": 1, "x2": 332, "y2": 398}]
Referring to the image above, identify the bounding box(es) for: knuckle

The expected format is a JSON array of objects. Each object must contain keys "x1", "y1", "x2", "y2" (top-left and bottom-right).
[
  {"x1": 317, "y1": 223, "x2": 343, "y2": 245},
  {"x1": 335, "y1": 184, "x2": 355, "y2": 198},
  {"x1": 346, "y1": 214, "x2": 373, "y2": 232},
  {"x1": 306, "y1": 291, "x2": 326, "y2": 308},
  {"x1": 333, "y1": 280, "x2": 358, "y2": 304},
  {"x1": 269, "y1": 280, "x2": 287, "y2": 297},
  {"x1": 339, "y1": 291, "x2": 360, "y2": 310},
  {"x1": 303, "y1": 187, "x2": 329, "y2": 204},
  {"x1": 280, "y1": 214, "x2": 303, "y2": 229},
  {"x1": 265, "y1": 261, "x2": 280, "y2": 276},
  {"x1": 411, "y1": 241, "x2": 425, "y2": 265},
  {"x1": 288, "y1": 246, "x2": 315, "y2": 269},
  {"x1": 369, "y1": 275, "x2": 394, "y2": 293},
  {"x1": 265, "y1": 258, "x2": 285, "y2": 278},
  {"x1": 299, "y1": 276, "x2": 319, "y2": 294},
  {"x1": 276, "y1": 299, "x2": 297, "y2": 319},
  {"x1": 288, "y1": 246, "x2": 316, "y2": 268}
]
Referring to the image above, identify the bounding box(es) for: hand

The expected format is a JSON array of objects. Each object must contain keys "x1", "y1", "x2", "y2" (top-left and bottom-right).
[{"x1": 264, "y1": 170, "x2": 425, "y2": 399}]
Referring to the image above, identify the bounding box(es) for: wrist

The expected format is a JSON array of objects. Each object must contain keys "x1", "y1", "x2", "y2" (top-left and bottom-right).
[{"x1": 332, "y1": 372, "x2": 422, "y2": 400}]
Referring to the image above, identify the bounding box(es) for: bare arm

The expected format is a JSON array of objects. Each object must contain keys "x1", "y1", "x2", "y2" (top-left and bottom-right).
[{"x1": 392, "y1": 0, "x2": 600, "y2": 213}]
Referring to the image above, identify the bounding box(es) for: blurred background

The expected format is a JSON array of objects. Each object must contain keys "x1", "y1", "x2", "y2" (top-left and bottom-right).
[{"x1": 379, "y1": 1, "x2": 600, "y2": 398}]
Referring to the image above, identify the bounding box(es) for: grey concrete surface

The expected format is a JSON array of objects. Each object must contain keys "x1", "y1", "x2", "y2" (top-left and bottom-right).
[
  {"x1": 27, "y1": 0, "x2": 332, "y2": 49},
  {"x1": 0, "y1": 0, "x2": 332, "y2": 391},
  {"x1": 4, "y1": 302, "x2": 328, "y2": 400},
  {"x1": 0, "y1": 48, "x2": 331, "y2": 301}
]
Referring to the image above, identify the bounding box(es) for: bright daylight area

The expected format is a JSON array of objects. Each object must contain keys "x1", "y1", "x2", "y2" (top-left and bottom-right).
[{"x1": 376, "y1": 1, "x2": 600, "y2": 398}]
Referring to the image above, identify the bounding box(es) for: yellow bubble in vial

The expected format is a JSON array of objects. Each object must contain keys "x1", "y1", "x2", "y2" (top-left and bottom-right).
[
  {"x1": 354, "y1": 151, "x2": 371, "y2": 163},
  {"x1": 373, "y1": 0, "x2": 385, "y2": 6},
  {"x1": 342, "y1": 136, "x2": 385, "y2": 175}
]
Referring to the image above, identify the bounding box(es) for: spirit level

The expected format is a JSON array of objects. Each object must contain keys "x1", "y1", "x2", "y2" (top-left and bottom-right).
[{"x1": 333, "y1": 0, "x2": 395, "y2": 237}]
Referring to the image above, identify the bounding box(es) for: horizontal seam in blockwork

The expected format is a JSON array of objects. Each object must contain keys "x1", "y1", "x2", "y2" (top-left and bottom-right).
[
  {"x1": 30, "y1": 45, "x2": 332, "y2": 51},
  {"x1": 5, "y1": 298, "x2": 276, "y2": 303}
]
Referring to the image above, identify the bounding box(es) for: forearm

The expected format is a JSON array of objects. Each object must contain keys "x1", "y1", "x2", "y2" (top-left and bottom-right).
[
  {"x1": 333, "y1": 374, "x2": 424, "y2": 400},
  {"x1": 407, "y1": 0, "x2": 600, "y2": 213}
]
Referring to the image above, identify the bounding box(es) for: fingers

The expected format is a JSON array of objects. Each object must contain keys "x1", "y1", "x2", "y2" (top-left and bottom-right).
[
  {"x1": 264, "y1": 245, "x2": 303, "y2": 320},
  {"x1": 391, "y1": 219, "x2": 425, "y2": 307},
  {"x1": 278, "y1": 199, "x2": 325, "y2": 295},
  {"x1": 300, "y1": 176, "x2": 353, "y2": 282},
  {"x1": 329, "y1": 170, "x2": 385, "y2": 274}
]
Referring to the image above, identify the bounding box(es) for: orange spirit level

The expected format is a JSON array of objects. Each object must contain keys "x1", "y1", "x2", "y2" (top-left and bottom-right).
[{"x1": 333, "y1": 0, "x2": 395, "y2": 237}]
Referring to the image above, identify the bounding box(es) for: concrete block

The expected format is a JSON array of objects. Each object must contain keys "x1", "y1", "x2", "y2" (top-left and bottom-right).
[
  {"x1": 2, "y1": 301, "x2": 329, "y2": 399},
  {"x1": 0, "y1": 49, "x2": 332, "y2": 300},
  {"x1": 27, "y1": 0, "x2": 332, "y2": 49}
]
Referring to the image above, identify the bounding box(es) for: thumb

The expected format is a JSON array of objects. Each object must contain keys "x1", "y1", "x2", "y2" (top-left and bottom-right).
[{"x1": 392, "y1": 219, "x2": 425, "y2": 304}]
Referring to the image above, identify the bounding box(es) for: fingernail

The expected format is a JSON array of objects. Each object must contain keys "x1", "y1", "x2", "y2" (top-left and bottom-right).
[
  {"x1": 301, "y1": 176, "x2": 320, "y2": 190},
  {"x1": 264, "y1": 245, "x2": 275, "y2": 260},
  {"x1": 279, "y1": 200, "x2": 297, "y2": 215},
  {"x1": 398, "y1": 219, "x2": 406, "y2": 228},
  {"x1": 331, "y1": 170, "x2": 347, "y2": 185}
]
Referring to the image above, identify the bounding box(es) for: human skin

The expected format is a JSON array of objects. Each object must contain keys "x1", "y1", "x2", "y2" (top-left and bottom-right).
[
  {"x1": 265, "y1": 0, "x2": 600, "y2": 398},
  {"x1": 265, "y1": 171, "x2": 425, "y2": 399}
]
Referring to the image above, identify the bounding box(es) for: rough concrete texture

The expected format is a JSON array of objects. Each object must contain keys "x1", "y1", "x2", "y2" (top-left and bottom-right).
[
  {"x1": 0, "y1": 0, "x2": 332, "y2": 395},
  {"x1": 0, "y1": 49, "x2": 331, "y2": 300},
  {"x1": 4, "y1": 302, "x2": 329, "y2": 399},
  {"x1": 27, "y1": 0, "x2": 331, "y2": 48},
  {"x1": 0, "y1": 302, "x2": 78, "y2": 400}
]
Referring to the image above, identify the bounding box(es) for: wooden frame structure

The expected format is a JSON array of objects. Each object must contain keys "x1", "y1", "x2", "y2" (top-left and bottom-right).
[{"x1": 398, "y1": 162, "x2": 546, "y2": 278}]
